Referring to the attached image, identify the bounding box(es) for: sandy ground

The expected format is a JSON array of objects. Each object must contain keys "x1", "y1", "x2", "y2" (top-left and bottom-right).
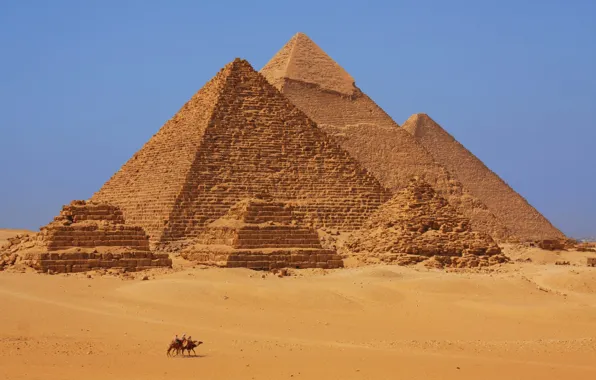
[{"x1": 1, "y1": 233, "x2": 596, "y2": 380}]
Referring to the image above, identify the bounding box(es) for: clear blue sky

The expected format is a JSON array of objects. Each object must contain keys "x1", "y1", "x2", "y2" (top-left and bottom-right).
[{"x1": 0, "y1": 0, "x2": 594, "y2": 237}]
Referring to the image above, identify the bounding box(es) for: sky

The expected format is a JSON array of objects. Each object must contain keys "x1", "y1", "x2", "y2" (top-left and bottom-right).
[{"x1": 0, "y1": 0, "x2": 594, "y2": 237}]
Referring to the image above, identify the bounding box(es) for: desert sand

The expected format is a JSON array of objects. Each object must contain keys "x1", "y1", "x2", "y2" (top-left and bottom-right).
[{"x1": 1, "y1": 226, "x2": 595, "y2": 380}]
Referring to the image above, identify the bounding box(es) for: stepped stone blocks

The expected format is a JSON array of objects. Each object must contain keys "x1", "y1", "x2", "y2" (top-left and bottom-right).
[
  {"x1": 345, "y1": 178, "x2": 507, "y2": 268},
  {"x1": 45, "y1": 201, "x2": 149, "y2": 251},
  {"x1": 0, "y1": 200, "x2": 171, "y2": 273},
  {"x1": 181, "y1": 197, "x2": 343, "y2": 270},
  {"x1": 260, "y1": 33, "x2": 509, "y2": 241},
  {"x1": 402, "y1": 113, "x2": 565, "y2": 241},
  {"x1": 92, "y1": 58, "x2": 390, "y2": 246}
]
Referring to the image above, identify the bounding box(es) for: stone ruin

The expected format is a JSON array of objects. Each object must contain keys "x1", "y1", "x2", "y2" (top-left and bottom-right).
[
  {"x1": 181, "y1": 196, "x2": 343, "y2": 270},
  {"x1": 345, "y1": 178, "x2": 507, "y2": 268},
  {"x1": 0, "y1": 200, "x2": 171, "y2": 273}
]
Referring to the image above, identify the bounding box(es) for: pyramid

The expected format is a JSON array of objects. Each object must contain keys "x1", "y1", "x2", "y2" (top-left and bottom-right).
[
  {"x1": 91, "y1": 59, "x2": 390, "y2": 246},
  {"x1": 402, "y1": 113, "x2": 565, "y2": 241},
  {"x1": 181, "y1": 196, "x2": 343, "y2": 270},
  {"x1": 261, "y1": 33, "x2": 509, "y2": 241},
  {"x1": 346, "y1": 178, "x2": 506, "y2": 268},
  {"x1": 0, "y1": 200, "x2": 171, "y2": 273}
]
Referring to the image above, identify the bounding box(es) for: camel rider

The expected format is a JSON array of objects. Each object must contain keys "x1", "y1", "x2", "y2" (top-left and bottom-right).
[
  {"x1": 181, "y1": 333, "x2": 187, "y2": 345},
  {"x1": 174, "y1": 334, "x2": 182, "y2": 345}
]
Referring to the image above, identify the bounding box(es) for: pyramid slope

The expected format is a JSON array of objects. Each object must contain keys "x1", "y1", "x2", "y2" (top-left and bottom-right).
[
  {"x1": 261, "y1": 34, "x2": 509, "y2": 241},
  {"x1": 91, "y1": 63, "x2": 231, "y2": 243},
  {"x1": 261, "y1": 32, "x2": 356, "y2": 96},
  {"x1": 346, "y1": 178, "x2": 504, "y2": 266},
  {"x1": 93, "y1": 59, "x2": 389, "y2": 244},
  {"x1": 402, "y1": 113, "x2": 565, "y2": 241}
]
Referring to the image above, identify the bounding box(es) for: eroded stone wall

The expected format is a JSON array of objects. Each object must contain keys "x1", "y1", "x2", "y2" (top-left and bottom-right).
[
  {"x1": 184, "y1": 249, "x2": 343, "y2": 270},
  {"x1": 27, "y1": 251, "x2": 171, "y2": 274},
  {"x1": 183, "y1": 198, "x2": 343, "y2": 270}
]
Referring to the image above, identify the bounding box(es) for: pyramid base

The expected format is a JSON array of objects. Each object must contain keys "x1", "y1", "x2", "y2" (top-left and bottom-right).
[
  {"x1": 20, "y1": 250, "x2": 172, "y2": 274},
  {"x1": 353, "y1": 252, "x2": 509, "y2": 269},
  {"x1": 182, "y1": 246, "x2": 343, "y2": 270}
]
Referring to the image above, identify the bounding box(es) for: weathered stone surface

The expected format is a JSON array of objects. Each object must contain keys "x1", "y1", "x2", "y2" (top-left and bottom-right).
[
  {"x1": 260, "y1": 33, "x2": 509, "y2": 241},
  {"x1": 0, "y1": 201, "x2": 171, "y2": 273},
  {"x1": 181, "y1": 197, "x2": 343, "y2": 270},
  {"x1": 345, "y1": 178, "x2": 506, "y2": 268},
  {"x1": 91, "y1": 58, "x2": 389, "y2": 246}
]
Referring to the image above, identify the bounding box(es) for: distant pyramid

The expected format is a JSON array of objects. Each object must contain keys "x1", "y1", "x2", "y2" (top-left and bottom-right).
[
  {"x1": 261, "y1": 32, "x2": 356, "y2": 96},
  {"x1": 261, "y1": 33, "x2": 509, "y2": 240},
  {"x1": 402, "y1": 113, "x2": 564, "y2": 241},
  {"x1": 92, "y1": 59, "x2": 389, "y2": 245}
]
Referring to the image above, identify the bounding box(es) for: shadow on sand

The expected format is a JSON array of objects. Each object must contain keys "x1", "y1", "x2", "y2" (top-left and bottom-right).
[{"x1": 174, "y1": 354, "x2": 207, "y2": 359}]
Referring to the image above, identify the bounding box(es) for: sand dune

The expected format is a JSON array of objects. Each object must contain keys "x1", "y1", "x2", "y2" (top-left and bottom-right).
[{"x1": 1, "y1": 253, "x2": 596, "y2": 380}]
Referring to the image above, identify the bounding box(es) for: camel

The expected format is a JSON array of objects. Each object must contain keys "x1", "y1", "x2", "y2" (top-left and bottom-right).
[
  {"x1": 166, "y1": 339, "x2": 203, "y2": 357},
  {"x1": 182, "y1": 340, "x2": 203, "y2": 356},
  {"x1": 166, "y1": 340, "x2": 183, "y2": 356}
]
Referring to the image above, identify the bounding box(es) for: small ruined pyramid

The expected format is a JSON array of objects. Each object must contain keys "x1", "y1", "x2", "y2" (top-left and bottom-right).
[
  {"x1": 91, "y1": 59, "x2": 390, "y2": 245},
  {"x1": 0, "y1": 200, "x2": 172, "y2": 273},
  {"x1": 182, "y1": 196, "x2": 343, "y2": 270},
  {"x1": 346, "y1": 178, "x2": 505, "y2": 268},
  {"x1": 261, "y1": 33, "x2": 509, "y2": 240},
  {"x1": 402, "y1": 113, "x2": 565, "y2": 241}
]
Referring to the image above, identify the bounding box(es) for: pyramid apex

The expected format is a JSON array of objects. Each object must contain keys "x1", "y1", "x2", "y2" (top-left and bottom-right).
[
  {"x1": 292, "y1": 32, "x2": 313, "y2": 41},
  {"x1": 261, "y1": 33, "x2": 356, "y2": 95},
  {"x1": 226, "y1": 58, "x2": 254, "y2": 70},
  {"x1": 402, "y1": 113, "x2": 440, "y2": 138}
]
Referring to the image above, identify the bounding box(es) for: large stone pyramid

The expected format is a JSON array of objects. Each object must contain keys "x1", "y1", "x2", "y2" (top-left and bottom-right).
[
  {"x1": 402, "y1": 113, "x2": 565, "y2": 241},
  {"x1": 91, "y1": 59, "x2": 390, "y2": 245},
  {"x1": 261, "y1": 33, "x2": 509, "y2": 241},
  {"x1": 346, "y1": 178, "x2": 506, "y2": 268}
]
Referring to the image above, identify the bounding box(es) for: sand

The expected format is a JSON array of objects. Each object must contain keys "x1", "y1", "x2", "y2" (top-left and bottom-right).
[{"x1": 1, "y1": 243, "x2": 596, "y2": 380}]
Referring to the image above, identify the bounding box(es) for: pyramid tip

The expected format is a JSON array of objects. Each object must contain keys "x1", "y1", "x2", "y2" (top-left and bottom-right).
[
  {"x1": 293, "y1": 32, "x2": 310, "y2": 39},
  {"x1": 227, "y1": 58, "x2": 254, "y2": 70}
]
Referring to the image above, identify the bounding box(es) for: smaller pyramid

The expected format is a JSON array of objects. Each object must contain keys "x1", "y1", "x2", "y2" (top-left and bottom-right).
[
  {"x1": 182, "y1": 197, "x2": 343, "y2": 270},
  {"x1": 346, "y1": 178, "x2": 505, "y2": 268},
  {"x1": 0, "y1": 200, "x2": 171, "y2": 273}
]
